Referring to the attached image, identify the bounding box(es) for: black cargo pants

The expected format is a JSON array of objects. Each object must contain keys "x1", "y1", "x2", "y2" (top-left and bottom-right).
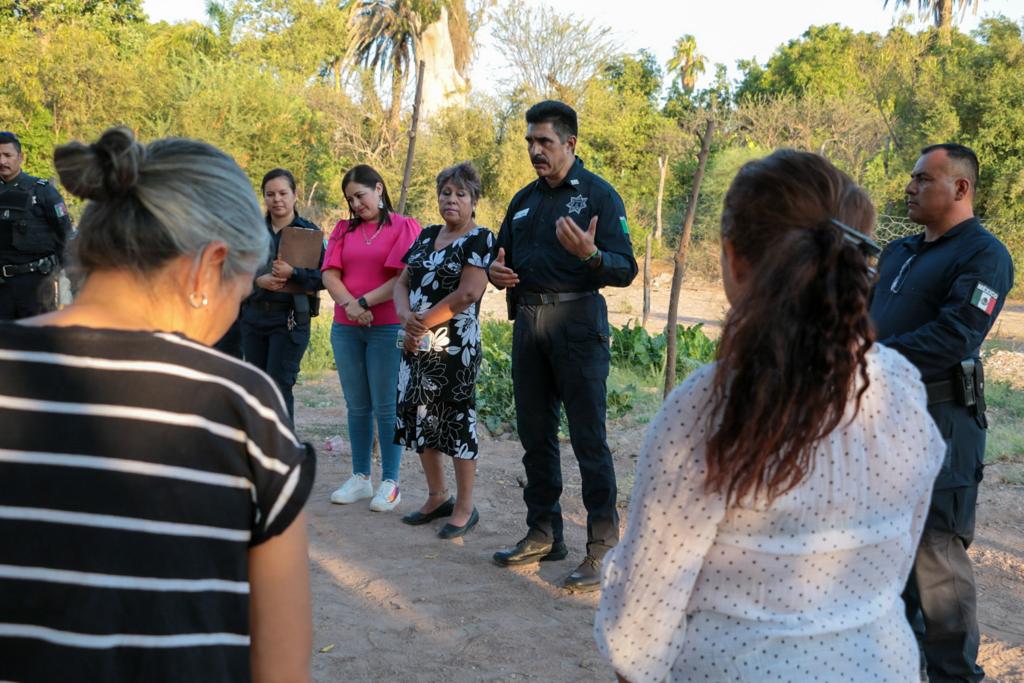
[
  {"x1": 511, "y1": 292, "x2": 618, "y2": 559},
  {"x1": 904, "y1": 402, "x2": 986, "y2": 683},
  {"x1": 241, "y1": 310, "x2": 310, "y2": 425},
  {"x1": 0, "y1": 271, "x2": 54, "y2": 320}
]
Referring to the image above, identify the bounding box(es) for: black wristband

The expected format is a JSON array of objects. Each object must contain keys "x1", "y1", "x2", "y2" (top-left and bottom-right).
[{"x1": 358, "y1": 296, "x2": 369, "y2": 310}]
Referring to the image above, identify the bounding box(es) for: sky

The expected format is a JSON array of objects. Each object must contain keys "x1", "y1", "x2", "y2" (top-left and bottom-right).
[{"x1": 143, "y1": 0, "x2": 1024, "y2": 90}]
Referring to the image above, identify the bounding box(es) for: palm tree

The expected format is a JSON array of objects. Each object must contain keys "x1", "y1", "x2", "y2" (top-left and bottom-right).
[
  {"x1": 205, "y1": 0, "x2": 239, "y2": 57},
  {"x1": 666, "y1": 34, "x2": 706, "y2": 94},
  {"x1": 351, "y1": 0, "x2": 429, "y2": 130},
  {"x1": 884, "y1": 0, "x2": 982, "y2": 45},
  {"x1": 350, "y1": 0, "x2": 475, "y2": 126}
]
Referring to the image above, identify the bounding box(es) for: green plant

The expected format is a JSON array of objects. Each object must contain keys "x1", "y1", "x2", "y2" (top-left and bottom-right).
[
  {"x1": 477, "y1": 320, "x2": 517, "y2": 434},
  {"x1": 674, "y1": 322, "x2": 717, "y2": 377},
  {"x1": 610, "y1": 320, "x2": 717, "y2": 381},
  {"x1": 299, "y1": 312, "x2": 336, "y2": 379}
]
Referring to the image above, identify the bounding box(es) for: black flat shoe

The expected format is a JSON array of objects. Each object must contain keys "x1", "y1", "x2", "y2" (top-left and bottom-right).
[
  {"x1": 401, "y1": 497, "x2": 455, "y2": 526},
  {"x1": 437, "y1": 508, "x2": 478, "y2": 539},
  {"x1": 492, "y1": 537, "x2": 568, "y2": 566}
]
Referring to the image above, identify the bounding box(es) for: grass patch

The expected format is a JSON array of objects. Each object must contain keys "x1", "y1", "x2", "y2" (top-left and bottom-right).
[
  {"x1": 300, "y1": 315, "x2": 335, "y2": 377},
  {"x1": 608, "y1": 365, "x2": 666, "y2": 427},
  {"x1": 985, "y1": 380, "x2": 1024, "y2": 464}
]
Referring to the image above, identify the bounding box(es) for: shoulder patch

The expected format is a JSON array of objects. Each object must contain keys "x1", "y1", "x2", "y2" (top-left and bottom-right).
[
  {"x1": 35, "y1": 178, "x2": 48, "y2": 186},
  {"x1": 970, "y1": 282, "x2": 998, "y2": 315}
]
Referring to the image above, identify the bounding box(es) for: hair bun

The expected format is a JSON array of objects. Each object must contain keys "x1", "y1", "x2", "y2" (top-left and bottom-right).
[{"x1": 54, "y1": 126, "x2": 144, "y2": 201}]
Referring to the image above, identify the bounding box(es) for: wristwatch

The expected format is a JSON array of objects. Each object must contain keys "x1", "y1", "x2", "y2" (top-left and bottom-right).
[{"x1": 358, "y1": 296, "x2": 369, "y2": 310}]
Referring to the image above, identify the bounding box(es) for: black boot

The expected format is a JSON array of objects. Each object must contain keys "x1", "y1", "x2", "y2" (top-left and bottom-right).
[
  {"x1": 492, "y1": 537, "x2": 568, "y2": 566},
  {"x1": 562, "y1": 555, "x2": 601, "y2": 592}
]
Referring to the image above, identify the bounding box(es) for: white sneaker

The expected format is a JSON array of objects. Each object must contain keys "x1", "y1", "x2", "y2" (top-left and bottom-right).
[
  {"x1": 369, "y1": 479, "x2": 401, "y2": 512},
  {"x1": 330, "y1": 474, "x2": 372, "y2": 504}
]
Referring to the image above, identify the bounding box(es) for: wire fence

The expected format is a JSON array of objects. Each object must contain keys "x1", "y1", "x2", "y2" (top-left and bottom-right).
[
  {"x1": 877, "y1": 214, "x2": 1021, "y2": 297},
  {"x1": 876, "y1": 214, "x2": 1013, "y2": 247}
]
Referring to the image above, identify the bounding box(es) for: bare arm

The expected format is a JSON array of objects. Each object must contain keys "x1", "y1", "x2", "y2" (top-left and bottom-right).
[
  {"x1": 394, "y1": 268, "x2": 413, "y2": 321},
  {"x1": 360, "y1": 275, "x2": 399, "y2": 307},
  {"x1": 321, "y1": 268, "x2": 354, "y2": 307},
  {"x1": 249, "y1": 512, "x2": 312, "y2": 683},
  {"x1": 418, "y1": 266, "x2": 489, "y2": 329}
]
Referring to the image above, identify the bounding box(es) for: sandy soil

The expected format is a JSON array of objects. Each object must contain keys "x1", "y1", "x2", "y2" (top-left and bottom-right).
[{"x1": 298, "y1": 267, "x2": 1024, "y2": 682}]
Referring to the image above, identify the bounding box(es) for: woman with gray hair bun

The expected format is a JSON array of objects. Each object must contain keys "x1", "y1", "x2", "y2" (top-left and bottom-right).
[
  {"x1": 0, "y1": 127, "x2": 314, "y2": 683},
  {"x1": 394, "y1": 161, "x2": 495, "y2": 539}
]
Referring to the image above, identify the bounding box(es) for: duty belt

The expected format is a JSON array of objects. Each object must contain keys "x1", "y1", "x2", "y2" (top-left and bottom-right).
[
  {"x1": 517, "y1": 291, "x2": 596, "y2": 306},
  {"x1": 250, "y1": 300, "x2": 293, "y2": 313},
  {"x1": 1, "y1": 254, "x2": 57, "y2": 279},
  {"x1": 925, "y1": 358, "x2": 984, "y2": 412},
  {"x1": 925, "y1": 380, "x2": 957, "y2": 405}
]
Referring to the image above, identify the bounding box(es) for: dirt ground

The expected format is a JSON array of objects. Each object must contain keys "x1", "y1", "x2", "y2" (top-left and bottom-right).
[{"x1": 296, "y1": 268, "x2": 1024, "y2": 682}]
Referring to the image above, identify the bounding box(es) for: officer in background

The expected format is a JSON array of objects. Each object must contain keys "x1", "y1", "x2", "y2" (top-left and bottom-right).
[
  {"x1": 488, "y1": 100, "x2": 638, "y2": 592},
  {"x1": 870, "y1": 143, "x2": 1014, "y2": 683},
  {"x1": 0, "y1": 131, "x2": 72, "y2": 319}
]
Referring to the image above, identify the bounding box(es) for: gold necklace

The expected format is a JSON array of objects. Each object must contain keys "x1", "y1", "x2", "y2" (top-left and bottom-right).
[{"x1": 360, "y1": 223, "x2": 384, "y2": 245}]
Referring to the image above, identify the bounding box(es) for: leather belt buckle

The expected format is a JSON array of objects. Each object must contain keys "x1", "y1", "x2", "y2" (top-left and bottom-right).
[{"x1": 0, "y1": 264, "x2": 14, "y2": 278}]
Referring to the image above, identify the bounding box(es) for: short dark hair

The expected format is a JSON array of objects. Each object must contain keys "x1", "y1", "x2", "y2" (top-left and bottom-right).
[
  {"x1": 435, "y1": 161, "x2": 482, "y2": 203},
  {"x1": 921, "y1": 143, "x2": 979, "y2": 189},
  {"x1": 0, "y1": 131, "x2": 22, "y2": 154},
  {"x1": 261, "y1": 167, "x2": 296, "y2": 194},
  {"x1": 525, "y1": 100, "x2": 578, "y2": 141}
]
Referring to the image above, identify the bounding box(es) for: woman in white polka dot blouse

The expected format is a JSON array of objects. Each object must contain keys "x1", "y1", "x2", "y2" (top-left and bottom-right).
[{"x1": 595, "y1": 150, "x2": 946, "y2": 683}]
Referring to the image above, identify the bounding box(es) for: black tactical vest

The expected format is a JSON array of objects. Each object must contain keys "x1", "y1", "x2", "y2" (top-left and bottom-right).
[{"x1": 0, "y1": 176, "x2": 59, "y2": 256}]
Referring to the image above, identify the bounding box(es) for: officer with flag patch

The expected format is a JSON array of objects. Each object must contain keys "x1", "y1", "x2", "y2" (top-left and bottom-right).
[
  {"x1": 0, "y1": 131, "x2": 73, "y2": 319},
  {"x1": 870, "y1": 143, "x2": 1014, "y2": 683},
  {"x1": 488, "y1": 100, "x2": 638, "y2": 592}
]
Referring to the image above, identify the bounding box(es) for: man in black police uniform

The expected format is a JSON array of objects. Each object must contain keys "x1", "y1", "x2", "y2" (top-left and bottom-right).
[
  {"x1": 0, "y1": 131, "x2": 72, "y2": 320},
  {"x1": 488, "y1": 100, "x2": 638, "y2": 591},
  {"x1": 871, "y1": 143, "x2": 1014, "y2": 683}
]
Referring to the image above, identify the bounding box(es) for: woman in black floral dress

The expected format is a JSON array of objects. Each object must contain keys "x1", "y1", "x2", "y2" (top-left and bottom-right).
[{"x1": 394, "y1": 162, "x2": 494, "y2": 539}]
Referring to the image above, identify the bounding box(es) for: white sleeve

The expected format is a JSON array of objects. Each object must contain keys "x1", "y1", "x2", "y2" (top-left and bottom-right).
[{"x1": 594, "y1": 366, "x2": 726, "y2": 683}]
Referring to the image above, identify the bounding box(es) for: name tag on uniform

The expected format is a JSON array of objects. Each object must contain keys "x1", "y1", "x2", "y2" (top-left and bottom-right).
[{"x1": 513, "y1": 208, "x2": 529, "y2": 221}]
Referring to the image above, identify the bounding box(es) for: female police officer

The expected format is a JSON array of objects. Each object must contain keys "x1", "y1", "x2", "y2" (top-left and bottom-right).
[{"x1": 240, "y1": 168, "x2": 325, "y2": 424}]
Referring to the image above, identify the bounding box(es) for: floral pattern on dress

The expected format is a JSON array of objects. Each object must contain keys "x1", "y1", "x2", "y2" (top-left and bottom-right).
[{"x1": 394, "y1": 224, "x2": 494, "y2": 460}]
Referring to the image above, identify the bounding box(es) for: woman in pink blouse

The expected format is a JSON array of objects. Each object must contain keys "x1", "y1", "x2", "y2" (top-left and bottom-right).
[{"x1": 322, "y1": 165, "x2": 421, "y2": 512}]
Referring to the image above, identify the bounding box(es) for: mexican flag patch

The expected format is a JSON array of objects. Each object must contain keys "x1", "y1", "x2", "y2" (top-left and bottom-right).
[
  {"x1": 619, "y1": 216, "x2": 629, "y2": 235},
  {"x1": 55, "y1": 202, "x2": 67, "y2": 218},
  {"x1": 970, "y1": 282, "x2": 998, "y2": 315}
]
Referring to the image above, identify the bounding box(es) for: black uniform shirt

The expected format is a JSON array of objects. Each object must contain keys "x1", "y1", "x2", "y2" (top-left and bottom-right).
[
  {"x1": 870, "y1": 217, "x2": 1014, "y2": 382},
  {"x1": 249, "y1": 214, "x2": 325, "y2": 301},
  {"x1": 495, "y1": 157, "x2": 638, "y2": 295},
  {"x1": 0, "y1": 171, "x2": 72, "y2": 264}
]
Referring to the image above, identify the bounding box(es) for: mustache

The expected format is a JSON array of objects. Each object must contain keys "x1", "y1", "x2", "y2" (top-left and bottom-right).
[{"x1": 531, "y1": 156, "x2": 547, "y2": 165}]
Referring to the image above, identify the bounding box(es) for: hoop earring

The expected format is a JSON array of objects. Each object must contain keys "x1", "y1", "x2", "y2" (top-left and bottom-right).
[
  {"x1": 188, "y1": 291, "x2": 209, "y2": 309},
  {"x1": 378, "y1": 198, "x2": 384, "y2": 209}
]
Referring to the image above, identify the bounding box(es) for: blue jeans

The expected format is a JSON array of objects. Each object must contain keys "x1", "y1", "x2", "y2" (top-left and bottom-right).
[{"x1": 330, "y1": 322, "x2": 402, "y2": 482}]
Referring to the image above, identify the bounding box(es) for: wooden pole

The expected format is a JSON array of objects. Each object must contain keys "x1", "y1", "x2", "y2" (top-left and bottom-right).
[
  {"x1": 655, "y1": 155, "x2": 667, "y2": 242},
  {"x1": 664, "y1": 118, "x2": 714, "y2": 398},
  {"x1": 642, "y1": 232, "x2": 652, "y2": 328},
  {"x1": 398, "y1": 60, "x2": 426, "y2": 215}
]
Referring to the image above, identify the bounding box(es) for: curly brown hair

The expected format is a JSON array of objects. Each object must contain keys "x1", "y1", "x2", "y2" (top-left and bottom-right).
[{"x1": 707, "y1": 149, "x2": 877, "y2": 505}]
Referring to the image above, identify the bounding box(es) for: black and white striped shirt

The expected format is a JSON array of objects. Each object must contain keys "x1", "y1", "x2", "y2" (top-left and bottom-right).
[{"x1": 0, "y1": 323, "x2": 315, "y2": 682}]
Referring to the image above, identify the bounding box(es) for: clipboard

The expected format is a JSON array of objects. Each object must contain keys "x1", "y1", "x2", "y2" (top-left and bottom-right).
[{"x1": 277, "y1": 226, "x2": 323, "y2": 294}]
